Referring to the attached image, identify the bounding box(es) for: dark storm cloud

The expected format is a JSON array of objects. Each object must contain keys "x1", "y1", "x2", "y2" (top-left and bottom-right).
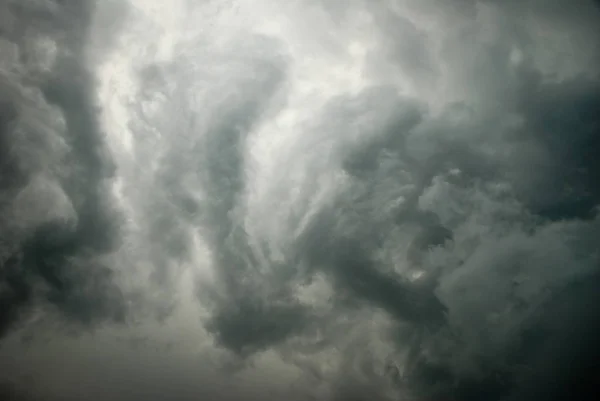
[
  {"x1": 1, "y1": 0, "x2": 599, "y2": 400},
  {"x1": 509, "y1": 274, "x2": 600, "y2": 401},
  {"x1": 198, "y1": 71, "x2": 315, "y2": 354},
  {"x1": 131, "y1": 33, "x2": 314, "y2": 354},
  {"x1": 124, "y1": 0, "x2": 599, "y2": 398},
  {"x1": 510, "y1": 76, "x2": 600, "y2": 220},
  {"x1": 0, "y1": 380, "x2": 39, "y2": 401},
  {"x1": 175, "y1": 2, "x2": 599, "y2": 390},
  {"x1": 258, "y1": 1, "x2": 599, "y2": 399},
  {"x1": 0, "y1": 0, "x2": 124, "y2": 337},
  {"x1": 287, "y1": 89, "x2": 454, "y2": 328}
]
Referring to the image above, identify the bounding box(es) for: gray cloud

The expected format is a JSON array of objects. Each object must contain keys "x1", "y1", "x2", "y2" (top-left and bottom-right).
[
  {"x1": 509, "y1": 77, "x2": 600, "y2": 220},
  {"x1": 1, "y1": 0, "x2": 599, "y2": 400},
  {"x1": 0, "y1": 0, "x2": 124, "y2": 336}
]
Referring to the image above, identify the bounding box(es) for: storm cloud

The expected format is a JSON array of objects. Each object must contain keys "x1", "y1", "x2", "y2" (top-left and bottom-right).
[
  {"x1": 0, "y1": 0, "x2": 125, "y2": 338},
  {"x1": 1, "y1": 0, "x2": 599, "y2": 400}
]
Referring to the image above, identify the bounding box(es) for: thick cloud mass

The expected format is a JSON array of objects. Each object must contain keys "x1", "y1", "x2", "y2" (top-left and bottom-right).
[
  {"x1": 0, "y1": 0, "x2": 124, "y2": 337},
  {"x1": 1, "y1": 0, "x2": 599, "y2": 400}
]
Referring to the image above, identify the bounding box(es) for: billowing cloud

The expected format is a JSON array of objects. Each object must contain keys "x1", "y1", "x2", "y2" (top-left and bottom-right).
[
  {"x1": 1, "y1": 0, "x2": 599, "y2": 400},
  {"x1": 0, "y1": 0, "x2": 125, "y2": 338}
]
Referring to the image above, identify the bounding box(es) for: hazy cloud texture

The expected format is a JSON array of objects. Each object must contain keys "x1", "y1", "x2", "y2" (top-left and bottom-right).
[{"x1": 1, "y1": 0, "x2": 599, "y2": 400}]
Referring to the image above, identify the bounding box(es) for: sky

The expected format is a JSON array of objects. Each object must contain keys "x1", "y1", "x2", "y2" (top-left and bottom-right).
[{"x1": 0, "y1": 0, "x2": 599, "y2": 400}]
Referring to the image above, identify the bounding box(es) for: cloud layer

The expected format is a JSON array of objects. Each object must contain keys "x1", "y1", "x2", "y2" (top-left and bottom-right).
[{"x1": 1, "y1": 0, "x2": 599, "y2": 400}]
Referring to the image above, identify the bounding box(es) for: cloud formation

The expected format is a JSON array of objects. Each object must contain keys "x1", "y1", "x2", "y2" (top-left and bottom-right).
[
  {"x1": 1, "y1": 0, "x2": 599, "y2": 400},
  {"x1": 0, "y1": 0, "x2": 126, "y2": 338}
]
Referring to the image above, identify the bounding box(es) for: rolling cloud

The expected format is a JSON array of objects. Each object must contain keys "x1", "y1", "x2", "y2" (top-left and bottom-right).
[{"x1": 1, "y1": 0, "x2": 599, "y2": 400}]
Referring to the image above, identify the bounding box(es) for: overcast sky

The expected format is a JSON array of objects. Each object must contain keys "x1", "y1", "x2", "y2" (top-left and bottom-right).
[{"x1": 1, "y1": 0, "x2": 599, "y2": 400}]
